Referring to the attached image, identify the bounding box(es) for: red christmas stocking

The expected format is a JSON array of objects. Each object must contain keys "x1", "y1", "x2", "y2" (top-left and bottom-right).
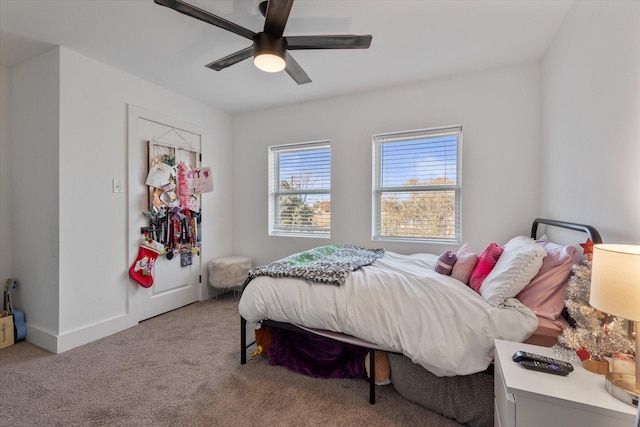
[{"x1": 129, "y1": 237, "x2": 164, "y2": 288}]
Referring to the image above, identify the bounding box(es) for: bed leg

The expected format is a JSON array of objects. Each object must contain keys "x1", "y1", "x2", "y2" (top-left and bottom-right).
[
  {"x1": 369, "y1": 349, "x2": 376, "y2": 404},
  {"x1": 241, "y1": 316, "x2": 247, "y2": 365}
]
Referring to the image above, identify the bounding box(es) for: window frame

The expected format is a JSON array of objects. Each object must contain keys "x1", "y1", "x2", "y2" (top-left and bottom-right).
[
  {"x1": 372, "y1": 126, "x2": 462, "y2": 243},
  {"x1": 268, "y1": 140, "x2": 331, "y2": 238}
]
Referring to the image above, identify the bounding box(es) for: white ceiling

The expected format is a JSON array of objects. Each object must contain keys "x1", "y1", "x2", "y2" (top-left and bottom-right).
[{"x1": 0, "y1": 0, "x2": 574, "y2": 114}]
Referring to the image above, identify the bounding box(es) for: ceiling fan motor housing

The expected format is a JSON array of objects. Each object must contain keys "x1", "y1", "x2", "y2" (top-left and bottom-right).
[{"x1": 253, "y1": 32, "x2": 287, "y2": 72}]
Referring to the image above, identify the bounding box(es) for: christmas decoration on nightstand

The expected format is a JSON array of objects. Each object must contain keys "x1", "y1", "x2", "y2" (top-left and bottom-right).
[
  {"x1": 555, "y1": 247, "x2": 634, "y2": 374},
  {"x1": 580, "y1": 238, "x2": 594, "y2": 260}
]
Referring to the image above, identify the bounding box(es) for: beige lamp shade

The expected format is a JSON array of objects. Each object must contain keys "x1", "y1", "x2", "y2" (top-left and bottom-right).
[{"x1": 590, "y1": 244, "x2": 640, "y2": 322}]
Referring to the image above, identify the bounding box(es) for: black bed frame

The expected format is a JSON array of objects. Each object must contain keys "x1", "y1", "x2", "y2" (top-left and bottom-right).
[
  {"x1": 240, "y1": 218, "x2": 602, "y2": 404},
  {"x1": 530, "y1": 218, "x2": 601, "y2": 245}
]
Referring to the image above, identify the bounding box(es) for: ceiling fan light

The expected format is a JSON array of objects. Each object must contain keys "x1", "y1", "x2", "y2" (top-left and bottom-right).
[
  {"x1": 253, "y1": 32, "x2": 287, "y2": 73},
  {"x1": 254, "y1": 53, "x2": 286, "y2": 72}
]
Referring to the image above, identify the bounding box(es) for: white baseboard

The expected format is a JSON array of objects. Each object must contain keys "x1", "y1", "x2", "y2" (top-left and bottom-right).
[
  {"x1": 25, "y1": 314, "x2": 138, "y2": 354},
  {"x1": 23, "y1": 324, "x2": 58, "y2": 354}
]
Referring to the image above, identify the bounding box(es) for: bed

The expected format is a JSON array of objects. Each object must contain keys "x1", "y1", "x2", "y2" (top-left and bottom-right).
[{"x1": 238, "y1": 218, "x2": 602, "y2": 408}]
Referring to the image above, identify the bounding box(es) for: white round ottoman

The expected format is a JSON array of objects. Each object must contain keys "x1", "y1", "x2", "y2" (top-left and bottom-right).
[{"x1": 208, "y1": 256, "x2": 253, "y2": 295}]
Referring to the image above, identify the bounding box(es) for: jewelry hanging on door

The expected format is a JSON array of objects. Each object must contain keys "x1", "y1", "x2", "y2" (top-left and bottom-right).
[{"x1": 145, "y1": 137, "x2": 203, "y2": 263}]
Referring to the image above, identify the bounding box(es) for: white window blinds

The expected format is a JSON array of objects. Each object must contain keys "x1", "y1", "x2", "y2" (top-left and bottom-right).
[
  {"x1": 373, "y1": 126, "x2": 461, "y2": 243},
  {"x1": 269, "y1": 141, "x2": 331, "y2": 237}
]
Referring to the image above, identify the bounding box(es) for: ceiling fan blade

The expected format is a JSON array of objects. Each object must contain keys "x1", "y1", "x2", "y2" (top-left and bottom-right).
[
  {"x1": 263, "y1": 0, "x2": 294, "y2": 37},
  {"x1": 154, "y1": 0, "x2": 255, "y2": 40},
  {"x1": 205, "y1": 47, "x2": 254, "y2": 71},
  {"x1": 286, "y1": 35, "x2": 372, "y2": 50},
  {"x1": 285, "y1": 52, "x2": 311, "y2": 85}
]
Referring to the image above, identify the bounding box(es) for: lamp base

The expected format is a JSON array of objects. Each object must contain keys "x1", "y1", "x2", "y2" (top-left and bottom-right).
[{"x1": 604, "y1": 373, "x2": 639, "y2": 407}]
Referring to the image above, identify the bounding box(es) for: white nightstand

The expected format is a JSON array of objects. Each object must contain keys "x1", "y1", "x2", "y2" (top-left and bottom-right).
[{"x1": 494, "y1": 339, "x2": 637, "y2": 427}]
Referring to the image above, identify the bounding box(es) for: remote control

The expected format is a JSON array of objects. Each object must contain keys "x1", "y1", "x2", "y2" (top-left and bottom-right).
[
  {"x1": 518, "y1": 359, "x2": 570, "y2": 376},
  {"x1": 512, "y1": 351, "x2": 574, "y2": 372}
]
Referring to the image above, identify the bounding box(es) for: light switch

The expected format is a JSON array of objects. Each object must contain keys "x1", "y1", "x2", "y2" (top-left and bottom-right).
[{"x1": 112, "y1": 179, "x2": 122, "y2": 193}]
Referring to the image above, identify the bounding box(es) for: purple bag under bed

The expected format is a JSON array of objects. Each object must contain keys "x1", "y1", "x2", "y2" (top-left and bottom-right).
[{"x1": 267, "y1": 327, "x2": 368, "y2": 379}]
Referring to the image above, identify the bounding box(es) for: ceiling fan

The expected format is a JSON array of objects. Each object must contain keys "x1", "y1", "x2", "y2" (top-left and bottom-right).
[{"x1": 154, "y1": 0, "x2": 372, "y2": 85}]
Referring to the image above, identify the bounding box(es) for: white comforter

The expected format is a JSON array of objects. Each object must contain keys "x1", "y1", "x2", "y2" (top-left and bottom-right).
[{"x1": 239, "y1": 251, "x2": 538, "y2": 376}]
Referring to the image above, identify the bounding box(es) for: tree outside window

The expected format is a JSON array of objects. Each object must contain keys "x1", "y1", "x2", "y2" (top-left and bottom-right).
[
  {"x1": 373, "y1": 127, "x2": 461, "y2": 243},
  {"x1": 269, "y1": 141, "x2": 331, "y2": 237}
]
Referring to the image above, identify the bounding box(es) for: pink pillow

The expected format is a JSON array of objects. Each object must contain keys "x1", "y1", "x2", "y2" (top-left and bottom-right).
[
  {"x1": 469, "y1": 242, "x2": 503, "y2": 293},
  {"x1": 434, "y1": 251, "x2": 457, "y2": 275},
  {"x1": 516, "y1": 241, "x2": 580, "y2": 320},
  {"x1": 451, "y1": 243, "x2": 478, "y2": 284}
]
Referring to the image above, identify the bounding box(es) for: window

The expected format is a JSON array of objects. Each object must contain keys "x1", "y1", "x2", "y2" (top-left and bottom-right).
[
  {"x1": 269, "y1": 141, "x2": 331, "y2": 237},
  {"x1": 373, "y1": 126, "x2": 461, "y2": 243}
]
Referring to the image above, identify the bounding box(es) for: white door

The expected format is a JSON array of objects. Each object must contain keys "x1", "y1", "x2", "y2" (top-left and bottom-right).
[{"x1": 127, "y1": 105, "x2": 204, "y2": 321}]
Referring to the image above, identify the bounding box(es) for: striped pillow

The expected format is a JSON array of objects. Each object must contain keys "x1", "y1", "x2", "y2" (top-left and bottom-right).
[{"x1": 469, "y1": 242, "x2": 503, "y2": 293}]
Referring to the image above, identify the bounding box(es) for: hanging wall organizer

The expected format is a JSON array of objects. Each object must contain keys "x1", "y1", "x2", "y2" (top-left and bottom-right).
[{"x1": 143, "y1": 128, "x2": 213, "y2": 266}]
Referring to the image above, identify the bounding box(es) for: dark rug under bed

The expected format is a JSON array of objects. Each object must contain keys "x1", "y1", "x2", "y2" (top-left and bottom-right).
[{"x1": 388, "y1": 353, "x2": 494, "y2": 427}]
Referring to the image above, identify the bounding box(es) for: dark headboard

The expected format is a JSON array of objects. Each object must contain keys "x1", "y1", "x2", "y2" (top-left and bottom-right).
[{"x1": 530, "y1": 218, "x2": 603, "y2": 244}]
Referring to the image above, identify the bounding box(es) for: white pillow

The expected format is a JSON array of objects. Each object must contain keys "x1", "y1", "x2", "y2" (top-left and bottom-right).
[{"x1": 480, "y1": 236, "x2": 546, "y2": 306}]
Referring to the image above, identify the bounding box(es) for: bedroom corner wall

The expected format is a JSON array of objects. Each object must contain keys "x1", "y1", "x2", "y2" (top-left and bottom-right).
[
  {"x1": 54, "y1": 47, "x2": 233, "y2": 352},
  {"x1": 541, "y1": 1, "x2": 640, "y2": 244},
  {"x1": 7, "y1": 46, "x2": 234, "y2": 353},
  {"x1": 0, "y1": 66, "x2": 12, "y2": 282},
  {"x1": 231, "y1": 63, "x2": 542, "y2": 265},
  {"x1": 8, "y1": 48, "x2": 62, "y2": 348}
]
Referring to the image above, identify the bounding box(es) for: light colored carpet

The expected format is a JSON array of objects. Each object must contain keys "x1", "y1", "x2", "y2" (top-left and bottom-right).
[{"x1": 0, "y1": 295, "x2": 464, "y2": 426}]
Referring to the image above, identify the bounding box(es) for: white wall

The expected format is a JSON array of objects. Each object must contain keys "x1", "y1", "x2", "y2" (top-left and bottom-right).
[
  {"x1": 232, "y1": 63, "x2": 542, "y2": 265},
  {"x1": 0, "y1": 66, "x2": 12, "y2": 282},
  {"x1": 9, "y1": 49, "x2": 61, "y2": 349},
  {"x1": 8, "y1": 47, "x2": 233, "y2": 352},
  {"x1": 541, "y1": 1, "x2": 640, "y2": 244}
]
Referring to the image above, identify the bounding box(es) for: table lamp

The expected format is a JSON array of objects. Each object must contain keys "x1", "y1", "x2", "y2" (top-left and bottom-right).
[{"x1": 590, "y1": 244, "x2": 640, "y2": 407}]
